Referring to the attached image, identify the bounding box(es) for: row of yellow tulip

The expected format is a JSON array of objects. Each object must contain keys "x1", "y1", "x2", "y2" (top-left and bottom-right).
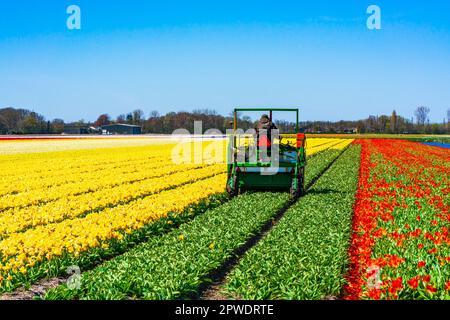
[
  {"x1": 0, "y1": 164, "x2": 225, "y2": 237},
  {"x1": 1, "y1": 139, "x2": 351, "y2": 209},
  {"x1": 1, "y1": 139, "x2": 350, "y2": 208},
  {"x1": 0, "y1": 154, "x2": 214, "y2": 211},
  {"x1": 0, "y1": 143, "x2": 175, "y2": 181},
  {"x1": 0, "y1": 141, "x2": 225, "y2": 199},
  {"x1": 0, "y1": 173, "x2": 227, "y2": 278},
  {"x1": 0, "y1": 140, "x2": 224, "y2": 185},
  {"x1": 306, "y1": 139, "x2": 352, "y2": 156},
  {"x1": 0, "y1": 137, "x2": 172, "y2": 155},
  {"x1": 0, "y1": 159, "x2": 159, "y2": 198},
  {"x1": 329, "y1": 139, "x2": 354, "y2": 150}
]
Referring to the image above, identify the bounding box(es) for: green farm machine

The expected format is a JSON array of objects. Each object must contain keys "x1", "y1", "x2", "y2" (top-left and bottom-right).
[{"x1": 226, "y1": 108, "x2": 307, "y2": 199}]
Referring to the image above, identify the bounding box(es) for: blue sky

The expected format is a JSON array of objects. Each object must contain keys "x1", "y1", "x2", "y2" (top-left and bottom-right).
[{"x1": 0, "y1": 1, "x2": 449, "y2": 123}]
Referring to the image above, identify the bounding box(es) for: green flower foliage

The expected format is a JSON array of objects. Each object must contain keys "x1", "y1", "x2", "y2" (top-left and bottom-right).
[
  {"x1": 46, "y1": 192, "x2": 290, "y2": 300},
  {"x1": 46, "y1": 147, "x2": 350, "y2": 300},
  {"x1": 224, "y1": 145, "x2": 361, "y2": 299}
]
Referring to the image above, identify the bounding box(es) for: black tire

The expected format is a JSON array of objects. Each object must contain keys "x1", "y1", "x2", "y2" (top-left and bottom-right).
[
  {"x1": 298, "y1": 166, "x2": 305, "y2": 196},
  {"x1": 290, "y1": 176, "x2": 300, "y2": 199},
  {"x1": 226, "y1": 174, "x2": 239, "y2": 198},
  {"x1": 290, "y1": 166, "x2": 305, "y2": 199}
]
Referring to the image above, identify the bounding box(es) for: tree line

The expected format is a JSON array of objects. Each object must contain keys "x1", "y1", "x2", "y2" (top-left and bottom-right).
[
  {"x1": 0, "y1": 108, "x2": 65, "y2": 134},
  {"x1": 301, "y1": 108, "x2": 448, "y2": 134},
  {"x1": 1, "y1": 106, "x2": 449, "y2": 135},
  {"x1": 75, "y1": 106, "x2": 450, "y2": 134}
]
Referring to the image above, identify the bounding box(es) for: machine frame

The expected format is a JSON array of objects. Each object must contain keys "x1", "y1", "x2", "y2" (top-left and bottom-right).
[{"x1": 226, "y1": 108, "x2": 306, "y2": 198}]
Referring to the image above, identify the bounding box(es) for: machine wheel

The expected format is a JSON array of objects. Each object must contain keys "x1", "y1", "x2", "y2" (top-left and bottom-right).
[
  {"x1": 290, "y1": 177, "x2": 300, "y2": 199},
  {"x1": 290, "y1": 167, "x2": 305, "y2": 199},
  {"x1": 226, "y1": 174, "x2": 239, "y2": 198},
  {"x1": 298, "y1": 166, "x2": 305, "y2": 196}
]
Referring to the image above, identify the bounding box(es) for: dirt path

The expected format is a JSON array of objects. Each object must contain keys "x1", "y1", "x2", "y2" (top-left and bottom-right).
[{"x1": 0, "y1": 277, "x2": 66, "y2": 300}]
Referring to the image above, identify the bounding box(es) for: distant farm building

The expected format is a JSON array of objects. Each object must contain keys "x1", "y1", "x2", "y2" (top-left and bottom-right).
[
  {"x1": 343, "y1": 128, "x2": 358, "y2": 134},
  {"x1": 63, "y1": 125, "x2": 90, "y2": 135},
  {"x1": 101, "y1": 124, "x2": 142, "y2": 135}
]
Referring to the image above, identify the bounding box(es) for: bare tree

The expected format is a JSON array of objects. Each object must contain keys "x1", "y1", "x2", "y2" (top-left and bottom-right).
[
  {"x1": 414, "y1": 106, "x2": 430, "y2": 126},
  {"x1": 447, "y1": 108, "x2": 450, "y2": 133},
  {"x1": 126, "y1": 113, "x2": 133, "y2": 124},
  {"x1": 132, "y1": 109, "x2": 145, "y2": 124},
  {"x1": 116, "y1": 114, "x2": 126, "y2": 123},
  {"x1": 390, "y1": 110, "x2": 398, "y2": 134},
  {"x1": 51, "y1": 119, "x2": 65, "y2": 133},
  {"x1": 0, "y1": 107, "x2": 48, "y2": 134},
  {"x1": 149, "y1": 110, "x2": 160, "y2": 119}
]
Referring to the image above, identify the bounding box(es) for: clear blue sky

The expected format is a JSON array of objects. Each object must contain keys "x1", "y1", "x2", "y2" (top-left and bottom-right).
[{"x1": 1, "y1": 0, "x2": 449, "y2": 123}]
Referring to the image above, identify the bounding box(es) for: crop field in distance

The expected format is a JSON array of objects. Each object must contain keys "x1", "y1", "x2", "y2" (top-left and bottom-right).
[{"x1": 0, "y1": 135, "x2": 448, "y2": 300}]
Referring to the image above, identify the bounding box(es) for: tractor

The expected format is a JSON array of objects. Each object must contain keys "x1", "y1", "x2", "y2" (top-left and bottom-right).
[{"x1": 226, "y1": 108, "x2": 306, "y2": 199}]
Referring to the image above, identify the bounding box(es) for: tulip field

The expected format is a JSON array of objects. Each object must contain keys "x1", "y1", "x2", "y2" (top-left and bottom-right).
[
  {"x1": 345, "y1": 139, "x2": 450, "y2": 300},
  {"x1": 0, "y1": 136, "x2": 448, "y2": 300}
]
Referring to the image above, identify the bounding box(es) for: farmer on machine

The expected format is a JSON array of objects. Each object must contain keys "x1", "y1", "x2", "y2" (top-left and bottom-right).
[{"x1": 256, "y1": 114, "x2": 278, "y2": 156}]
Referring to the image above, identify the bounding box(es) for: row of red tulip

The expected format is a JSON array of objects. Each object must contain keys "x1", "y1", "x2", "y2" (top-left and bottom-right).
[{"x1": 345, "y1": 139, "x2": 450, "y2": 299}]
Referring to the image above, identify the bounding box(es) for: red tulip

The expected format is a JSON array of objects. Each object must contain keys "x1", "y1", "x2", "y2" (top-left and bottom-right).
[
  {"x1": 367, "y1": 289, "x2": 382, "y2": 300},
  {"x1": 445, "y1": 281, "x2": 450, "y2": 291},
  {"x1": 343, "y1": 139, "x2": 450, "y2": 300},
  {"x1": 389, "y1": 277, "x2": 403, "y2": 295},
  {"x1": 426, "y1": 285, "x2": 437, "y2": 294},
  {"x1": 407, "y1": 277, "x2": 419, "y2": 289}
]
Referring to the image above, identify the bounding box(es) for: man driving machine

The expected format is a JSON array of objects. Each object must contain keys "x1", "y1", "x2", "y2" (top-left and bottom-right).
[{"x1": 256, "y1": 114, "x2": 278, "y2": 157}]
